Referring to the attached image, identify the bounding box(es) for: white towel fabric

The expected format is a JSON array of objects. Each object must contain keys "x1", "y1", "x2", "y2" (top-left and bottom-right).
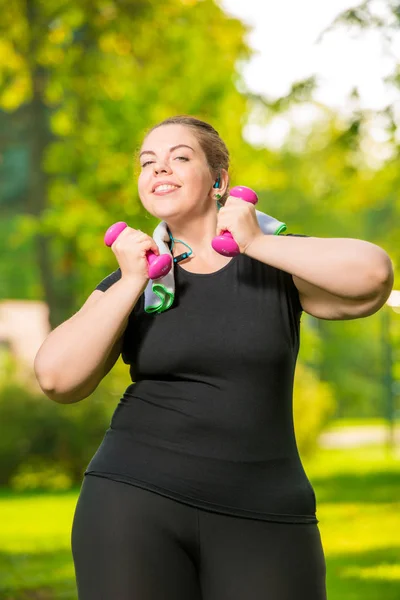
[{"x1": 144, "y1": 210, "x2": 286, "y2": 314}]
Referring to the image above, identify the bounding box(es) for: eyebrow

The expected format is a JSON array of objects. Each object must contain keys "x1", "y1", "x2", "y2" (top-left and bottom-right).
[{"x1": 139, "y1": 144, "x2": 194, "y2": 159}]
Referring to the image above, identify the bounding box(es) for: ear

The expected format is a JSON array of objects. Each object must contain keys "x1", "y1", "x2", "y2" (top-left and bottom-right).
[{"x1": 217, "y1": 169, "x2": 230, "y2": 204}]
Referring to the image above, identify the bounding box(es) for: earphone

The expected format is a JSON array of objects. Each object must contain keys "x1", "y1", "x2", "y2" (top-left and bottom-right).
[{"x1": 167, "y1": 175, "x2": 221, "y2": 263}]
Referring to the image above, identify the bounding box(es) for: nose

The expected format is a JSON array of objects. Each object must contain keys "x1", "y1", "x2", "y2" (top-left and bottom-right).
[{"x1": 153, "y1": 161, "x2": 172, "y2": 175}]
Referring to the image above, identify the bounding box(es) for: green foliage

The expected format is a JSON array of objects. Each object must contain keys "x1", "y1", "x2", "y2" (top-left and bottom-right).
[
  {"x1": 0, "y1": 352, "x2": 130, "y2": 489},
  {"x1": 252, "y1": 105, "x2": 400, "y2": 418},
  {"x1": 10, "y1": 459, "x2": 72, "y2": 492},
  {"x1": 0, "y1": 0, "x2": 253, "y2": 321},
  {"x1": 293, "y1": 362, "x2": 336, "y2": 456}
]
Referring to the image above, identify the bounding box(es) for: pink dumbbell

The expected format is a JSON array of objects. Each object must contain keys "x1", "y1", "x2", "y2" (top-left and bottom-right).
[
  {"x1": 104, "y1": 221, "x2": 172, "y2": 280},
  {"x1": 211, "y1": 185, "x2": 258, "y2": 257}
]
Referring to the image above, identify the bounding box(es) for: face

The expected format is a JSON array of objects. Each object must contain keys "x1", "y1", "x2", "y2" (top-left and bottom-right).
[{"x1": 138, "y1": 124, "x2": 217, "y2": 221}]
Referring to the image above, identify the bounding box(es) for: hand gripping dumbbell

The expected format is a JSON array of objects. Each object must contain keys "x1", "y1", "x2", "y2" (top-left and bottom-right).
[
  {"x1": 104, "y1": 222, "x2": 172, "y2": 280},
  {"x1": 211, "y1": 185, "x2": 258, "y2": 257}
]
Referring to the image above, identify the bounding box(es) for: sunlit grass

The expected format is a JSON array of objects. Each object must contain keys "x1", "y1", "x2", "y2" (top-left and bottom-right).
[
  {"x1": 303, "y1": 445, "x2": 400, "y2": 600},
  {"x1": 0, "y1": 445, "x2": 399, "y2": 599},
  {"x1": 0, "y1": 489, "x2": 78, "y2": 599},
  {"x1": 324, "y1": 417, "x2": 393, "y2": 429},
  {"x1": 1, "y1": 493, "x2": 76, "y2": 553},
  {"x1": 304, "y1": 444, "x2": 400, "y2": 476},
  {"x1": 342, "y1": 564, "x2": 400, "y2": 581}
]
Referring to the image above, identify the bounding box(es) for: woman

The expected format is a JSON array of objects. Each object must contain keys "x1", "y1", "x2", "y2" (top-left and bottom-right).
[{"x1": 34, "y1": 116, "x2": 393, "y2": 599}]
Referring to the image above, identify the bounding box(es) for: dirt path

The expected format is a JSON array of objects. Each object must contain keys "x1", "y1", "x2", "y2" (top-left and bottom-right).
[{"x1": 318, "y1": 425, "x2": 400, "y2": 448}]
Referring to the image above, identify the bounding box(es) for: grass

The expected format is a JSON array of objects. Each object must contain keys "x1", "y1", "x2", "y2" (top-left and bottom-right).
[
  {"x1": 325, "y1": 417, "x2": 399, "y2": 429},
  {"x1": 0, "y1": 489, "x2": 78, "y2": 599},
  {"x1": 303, "y1": 445, "x2": 400, "y2": 600},
  {"x1": 0, "y1": 444, "x2": 399, "y2": 599}
]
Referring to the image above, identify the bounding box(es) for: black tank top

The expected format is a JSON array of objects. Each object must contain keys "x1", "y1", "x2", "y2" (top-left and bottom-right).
[{"x1": 85, "y1": 241, "x2": 318, "y2": 524}]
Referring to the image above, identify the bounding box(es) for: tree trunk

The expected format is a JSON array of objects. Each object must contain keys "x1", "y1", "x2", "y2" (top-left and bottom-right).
[{"x1": 26, "y1": 0, "x2": 67, "y2": 328}]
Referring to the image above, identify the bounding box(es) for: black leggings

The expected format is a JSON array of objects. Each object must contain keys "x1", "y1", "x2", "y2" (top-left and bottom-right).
[{"x1": 71, "y1": 475, "x2": 327, "y2": 600}]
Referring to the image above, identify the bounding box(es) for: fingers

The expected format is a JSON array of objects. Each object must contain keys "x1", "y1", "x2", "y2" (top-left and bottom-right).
[{"x1": 115, "y1": 227, "x2": 159, "y2": 255}]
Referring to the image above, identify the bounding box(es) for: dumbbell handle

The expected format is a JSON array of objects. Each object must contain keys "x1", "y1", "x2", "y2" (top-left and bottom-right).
[
  {"x1": 104, "y1": 222, "x2": 172, "y2": 280},
  {"x1": 211, "y1": 186, "x2": 258, "y2": 257}
]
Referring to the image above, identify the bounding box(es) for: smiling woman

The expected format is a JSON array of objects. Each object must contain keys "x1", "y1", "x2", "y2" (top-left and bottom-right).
[
  {"x1": 32, "y1": 113, "x2": 393, "y2": 600},
  {"x1": 132, "y1": 117, "x2": 234, "y2": 270},
  {"x1": 68, "y1": 119, "x2": 330, "y2": 600},
  {"x1": 138, "y1": 116, "x2": 230, "y2": 197}
]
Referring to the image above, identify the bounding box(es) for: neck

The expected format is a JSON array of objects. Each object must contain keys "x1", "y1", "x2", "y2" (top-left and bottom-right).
[{"x1": 167, "y1": 209, "x2": 219, "y2": 260}]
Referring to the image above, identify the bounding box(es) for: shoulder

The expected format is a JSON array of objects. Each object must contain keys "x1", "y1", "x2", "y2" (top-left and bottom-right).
[{"x1": 95, "y1": 268, "x2": 122, "y2": 292}]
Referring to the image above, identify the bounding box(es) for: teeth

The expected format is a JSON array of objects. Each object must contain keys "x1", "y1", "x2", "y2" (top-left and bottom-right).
[{"x1": 154, "y1": 184, "x2": 178, "y2": 192}]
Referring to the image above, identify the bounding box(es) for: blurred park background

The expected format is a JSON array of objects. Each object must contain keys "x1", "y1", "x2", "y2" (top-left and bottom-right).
[{"x1": 0, "y1": 0, "x2": 399, "y2": 598}]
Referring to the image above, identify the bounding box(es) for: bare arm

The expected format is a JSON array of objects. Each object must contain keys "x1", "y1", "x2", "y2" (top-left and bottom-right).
[
  {"x1": 34, "y1": 276, "x2": 146, "y2": 404},
  {"x1": 244, "y1": 234, "x2": 393, "y2": 320}
]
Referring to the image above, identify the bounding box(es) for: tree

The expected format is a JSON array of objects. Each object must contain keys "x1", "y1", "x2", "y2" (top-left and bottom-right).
[{"x1": 0, "y1": 0, "x2": 253, "y2": 325}]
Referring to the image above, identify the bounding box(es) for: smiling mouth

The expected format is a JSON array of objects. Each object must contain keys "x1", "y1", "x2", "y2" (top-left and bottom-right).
[{"x1": 153, "y1": 185, "x2": 180, "y2": 195}]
